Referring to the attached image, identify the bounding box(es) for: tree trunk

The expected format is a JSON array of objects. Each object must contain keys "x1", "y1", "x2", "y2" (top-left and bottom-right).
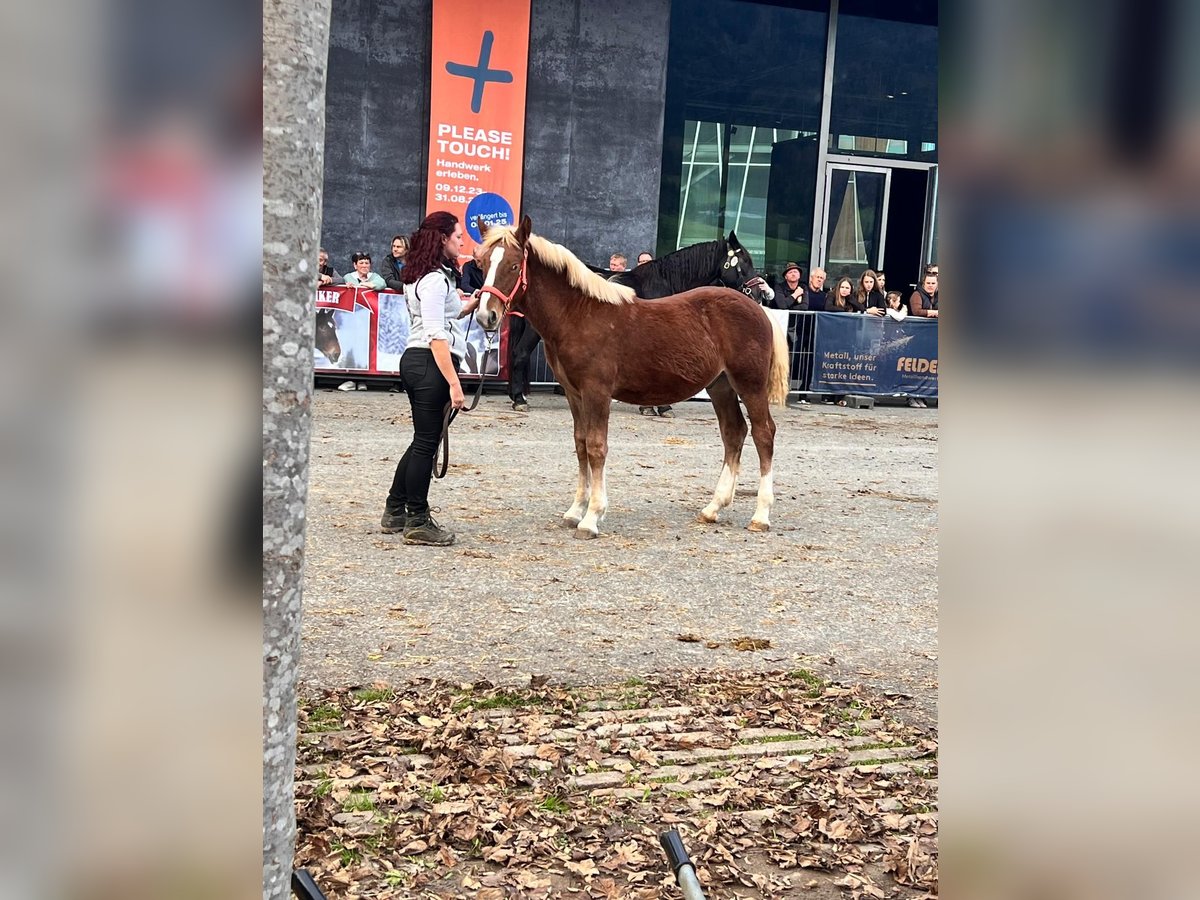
[{"x1": 262, "y1": 0, "x2": 332, "y2": 896}]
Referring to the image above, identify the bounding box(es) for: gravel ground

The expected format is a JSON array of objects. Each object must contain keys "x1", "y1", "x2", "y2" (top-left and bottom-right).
[{"x1": 301, "y1": 388, "x2": 938, "y2": 725}]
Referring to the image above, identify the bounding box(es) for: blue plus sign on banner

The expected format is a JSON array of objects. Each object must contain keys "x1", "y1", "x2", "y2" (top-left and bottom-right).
[{"x1": 465, "y1": 192, "x2": 515, "y2": 242}]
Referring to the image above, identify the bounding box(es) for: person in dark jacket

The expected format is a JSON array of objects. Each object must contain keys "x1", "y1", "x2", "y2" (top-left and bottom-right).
[
  {"x1": 803, "y1": 267, "x2": 828, "y2": 310},
  {"x1": 317, "y1": 248, "x2": 340, "y2": 286},
  {"x1": 459, "y1": 241, "x2": 487, "y2": 294},
  {"x1": 828, "y1": 276, "x2": 856, "y2": 312},
  {"x1": 381, "y1": 234, "x2": 409, "y2": 291},
  {"x1": 773, "y1": 262, "x2": 807, "y2": 310},
  {"x1": 909, "y1": 271, "x2": 939, "y2": 317},
  {"x1": 856, "y1": 269, "x2": 885, "y2": 314}
]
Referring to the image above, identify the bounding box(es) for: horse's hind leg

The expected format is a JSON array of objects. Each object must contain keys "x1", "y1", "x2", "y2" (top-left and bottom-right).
[
  {"x1": 562, "y1": 389, "x2": 590, "y2": 527},
  {"x1": 699, "y1": 374, "x2": 748, "y2": 524},
  {"x1": 740, "y1": 390, "x2": 778, "y2": 532}
]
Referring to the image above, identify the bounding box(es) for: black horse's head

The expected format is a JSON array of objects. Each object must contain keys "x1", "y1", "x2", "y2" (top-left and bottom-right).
[{"x1": 716, "y1": 231, "x2": 774, "y2": 304}]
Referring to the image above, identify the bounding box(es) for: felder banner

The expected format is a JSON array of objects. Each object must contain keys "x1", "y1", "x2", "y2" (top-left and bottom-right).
[
  {"x1": 426, "y1": 0, "x2": 531, "y2": 255},
  {"x1": 810, "y1": 313, "x2": 939, "y2": 397}
]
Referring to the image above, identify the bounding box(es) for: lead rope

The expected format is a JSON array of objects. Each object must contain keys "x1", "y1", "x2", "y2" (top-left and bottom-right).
[{"x1": 433, "y1": 318, "x2": 498, "y2": 479}]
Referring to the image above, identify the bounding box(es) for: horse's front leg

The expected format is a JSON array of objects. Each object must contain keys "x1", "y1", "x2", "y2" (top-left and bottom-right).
[
  {"x1": 562, "y1": 392, "x2": 590, "y2": 527},
  {"x1": 576, "y1": 396, "x2": 611, "y2": 539}
]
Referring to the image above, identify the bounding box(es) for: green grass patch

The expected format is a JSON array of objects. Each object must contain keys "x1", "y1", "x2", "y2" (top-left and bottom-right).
[
  {"x1": 332, "y1": 842, "x2": 361, "y2": 868},
  {"x1": 422, "y1": 784, "x2": 446, "y2": 803},
  {"x1": 852, "y1": 741, "x2": 910, "y2": 752},
  {"x1": 740, "y1": 732, "x2": 810, "y2": 745},
  {"x1": 314, "y1": 777, "x2": 333, "y2": 797},
  {"x1": 788, "y1": 669, "x2": 826, "y2": 697},
  {"x1": 452, "y1": 691, "x2": 540, "y2": 713},
  {"x1": 350, "y1": 686, "x2": 395, "y2": 703},
  {"x1": 537, "y1": 795, "x2": 570, "y2": 814},
  {"x1": 342, "y1": 790, "x2": 376, "y2": 812},
  {"x1": 623, "y1": 676, "x2": 647, "y2": 687},
  {"x1": 304, "y1": 704, "x2": 343, "y2": 732}
]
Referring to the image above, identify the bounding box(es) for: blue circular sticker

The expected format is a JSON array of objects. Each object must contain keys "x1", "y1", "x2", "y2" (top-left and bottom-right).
[{"x1": 465, "y1": 193, "x2": 515, "y2": 242}]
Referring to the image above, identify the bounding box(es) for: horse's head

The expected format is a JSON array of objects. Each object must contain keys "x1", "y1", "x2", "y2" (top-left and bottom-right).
[
  {"x1": 315, "y1": 308, "x2": 340, "y2": 361},
  {"x1": 475, "y1": 215, "x2": 533, "y2": 332},
  {"x1": 719, "y1": 231, "x2": 774, "y2": 305}
]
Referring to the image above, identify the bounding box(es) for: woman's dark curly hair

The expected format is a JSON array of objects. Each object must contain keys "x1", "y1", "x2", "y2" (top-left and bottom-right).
[{"x1": 402, "y1": 211, "x2": 460, "y2": 284}]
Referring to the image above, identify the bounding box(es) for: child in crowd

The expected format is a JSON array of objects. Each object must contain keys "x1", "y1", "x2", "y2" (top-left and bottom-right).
[{"x1": 884, "y1": 290, "x2": 907, "y2": 321}]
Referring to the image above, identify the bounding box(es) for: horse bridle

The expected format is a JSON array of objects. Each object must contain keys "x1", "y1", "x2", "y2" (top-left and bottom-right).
[
  {"x1": 433, "y1": 250, "x2": 527, "y2": 479},
  {"x1": 719, "y1": 251, "x2": 767, "y2": 297},
  {"x1": 477, "y1": 247, "x2": 530, "y2": 314}
]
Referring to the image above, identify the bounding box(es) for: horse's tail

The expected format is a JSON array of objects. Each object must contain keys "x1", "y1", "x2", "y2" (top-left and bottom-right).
[{"x1": 766, "y1": 311, "x2": 790, "y2": 405}]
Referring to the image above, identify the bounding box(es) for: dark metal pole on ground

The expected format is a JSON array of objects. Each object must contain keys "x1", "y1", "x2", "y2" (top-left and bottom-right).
[
  {"x1": 659, "y1": 829, "x2": 707, "y2": 900},
  {"x1": 291, "y1": 869, "x2": 329, "y2": 900}
]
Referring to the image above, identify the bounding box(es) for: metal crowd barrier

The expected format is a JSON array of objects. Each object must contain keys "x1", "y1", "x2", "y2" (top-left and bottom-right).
[{"x1": 526, "y1": 310, "x2": 935, "y2": 400}]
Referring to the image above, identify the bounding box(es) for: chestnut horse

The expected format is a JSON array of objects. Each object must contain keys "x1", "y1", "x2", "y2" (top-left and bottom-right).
[{"x1": 476, "y1": 216, "x2": 789, "y2": 538}]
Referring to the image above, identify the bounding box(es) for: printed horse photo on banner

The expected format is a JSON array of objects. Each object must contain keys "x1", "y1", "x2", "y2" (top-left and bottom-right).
[
  {"x1": 458, "y1": 315, "x2": 500, "y2": 376},
  {"x1": 313, "y1": 303, "x2": 371, "y2": 369},
  {"x1": 374, "y1": 293, "x2": 412, "y2": 373},
  {"x1": 475, "y1": 216, "x2": 789, "y2": 539}
]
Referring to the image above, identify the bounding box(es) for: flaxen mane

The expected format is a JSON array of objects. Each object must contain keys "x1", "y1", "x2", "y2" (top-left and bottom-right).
[{"x1": 482, "y1": 227, "x2": 635, "y2": 306}]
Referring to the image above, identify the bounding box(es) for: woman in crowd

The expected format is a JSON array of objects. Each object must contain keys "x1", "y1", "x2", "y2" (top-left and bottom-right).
[
  {"x1": 828, "y1": 276, "x2": 856, "y2": 312},
  {"x1": 884, "y1": 290, "x2": 907, "y2": 320},
  {"x1": 344, "y1": 252, "x2": 386, "y2": 290},
  {"x1": 380, "y1": 212, "x2": 479, "y2": 546},
  {"x1": 857, "y1": 269, "x2": 886, "y2": 314},
  {"x1": 875, "y1": 270, "x2": 888, "y2": 297},
  {"x1": 381, "y1": 234, "x2": 409, "y2": 292}
]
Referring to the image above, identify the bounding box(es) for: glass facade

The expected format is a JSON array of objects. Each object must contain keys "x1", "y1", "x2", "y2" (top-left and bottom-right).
[
  {"x1": 829, "y1": 2, "x2": 938, "y2": 163},
  {"x1": 658, "y1": 0, "x2": 829, "y2": 272},
  {"x1": 660, "y1": 0, "x2": 937, "y2": 287}
]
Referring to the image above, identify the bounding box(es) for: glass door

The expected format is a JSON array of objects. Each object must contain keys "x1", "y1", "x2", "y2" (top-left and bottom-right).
[
  {"x1": 923, "y1": 164, "x2": 939, "y2": 265},
  {"x1": 818, "y1": 164, "x2": 891, "y2": 279}
]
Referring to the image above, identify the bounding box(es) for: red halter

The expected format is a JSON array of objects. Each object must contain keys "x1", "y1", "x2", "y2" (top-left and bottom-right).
[{"x1": 478, "y1": 247, "x2": 529, "y2": 315}]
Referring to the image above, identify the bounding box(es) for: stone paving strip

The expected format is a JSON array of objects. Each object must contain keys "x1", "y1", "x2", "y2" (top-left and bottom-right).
[{"x1": 298, "y1": 701, "x2": 932, "y2": 806}]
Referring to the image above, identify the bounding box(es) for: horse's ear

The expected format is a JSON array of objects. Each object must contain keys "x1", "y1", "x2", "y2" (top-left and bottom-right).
[
  {"x1": 479, "y1": 221, "x2": 490, "y2": 238},
  {"x1": 516, "y1": 215, "x2": 533, "y2": 244},
  {"x1": 727, "y1": 230, "x2": 741, "y2": 248}
]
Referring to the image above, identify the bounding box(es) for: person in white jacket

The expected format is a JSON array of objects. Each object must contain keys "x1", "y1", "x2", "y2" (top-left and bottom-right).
[{"x1": 379, "y1": 212, "x2": 480, "y2": 546}]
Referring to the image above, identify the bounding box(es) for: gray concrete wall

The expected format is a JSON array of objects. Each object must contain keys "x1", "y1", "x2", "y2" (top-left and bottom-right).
[
  {"x1": 522, "y1": 0, "x2": 670, "y2": 266},
  {"x1": 319, "y1": 0, "x2": 670, "y2": 270},
  {"x1": 320, "y1": 0, "x2": 431, "y2": 270}
]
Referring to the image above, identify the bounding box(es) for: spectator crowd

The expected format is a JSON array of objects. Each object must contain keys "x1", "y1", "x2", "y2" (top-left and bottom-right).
[{"x1": 317, "y1": 238, "x2": 937, "y2": 407}]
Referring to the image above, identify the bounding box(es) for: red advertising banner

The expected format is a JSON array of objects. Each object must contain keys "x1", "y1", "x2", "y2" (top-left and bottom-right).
[
  {"x1": 314, "y1": 287, "x2": 505, "y2": 379},
  {"x1": 425, "y1": 0, "x2": 531, "y2": 257}
]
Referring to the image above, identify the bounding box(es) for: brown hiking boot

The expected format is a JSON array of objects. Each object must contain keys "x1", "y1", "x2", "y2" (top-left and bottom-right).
[
  {"x1": 403, "y1": 511, "x2": 456, "y2": 546},
  {"x1": 380, "y1": 509, "x2": 407, "y2": 533}
]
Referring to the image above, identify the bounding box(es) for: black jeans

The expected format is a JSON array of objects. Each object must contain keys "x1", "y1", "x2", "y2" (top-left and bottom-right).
[
  {"x1": 387, "y1": 348, "x2": 451, "y2": 517},
  {"x1": 507, "y1": 315, "x2": 542, "y2": 401}
]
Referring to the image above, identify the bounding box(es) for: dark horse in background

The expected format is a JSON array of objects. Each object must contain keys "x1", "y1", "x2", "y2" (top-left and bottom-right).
[
  {"x1": 477, "y1": 216, "x2": 788, "y2": 538},
  {"x1": 506, "y1": 230, "x2": 774, "y2": 412}
]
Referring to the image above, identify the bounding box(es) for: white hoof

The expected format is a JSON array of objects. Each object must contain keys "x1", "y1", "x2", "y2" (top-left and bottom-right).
[
  {"x1": 574, "y1": 525, "x2": 599, "y2": 540},
  {"x1": 748, "y1": 519, "x2": 771, "y2": 533},
  {"x1": 697, "y1": 509, "x2": 719, "y2": 524},
  {"x1": 562, "y1": 514, "x2": 582, "y2": 528}
]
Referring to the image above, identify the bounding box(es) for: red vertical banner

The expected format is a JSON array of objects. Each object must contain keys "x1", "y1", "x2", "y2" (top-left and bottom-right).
[{"x1": 426, "y1": 0, "x2": 531, "y2": 258}]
